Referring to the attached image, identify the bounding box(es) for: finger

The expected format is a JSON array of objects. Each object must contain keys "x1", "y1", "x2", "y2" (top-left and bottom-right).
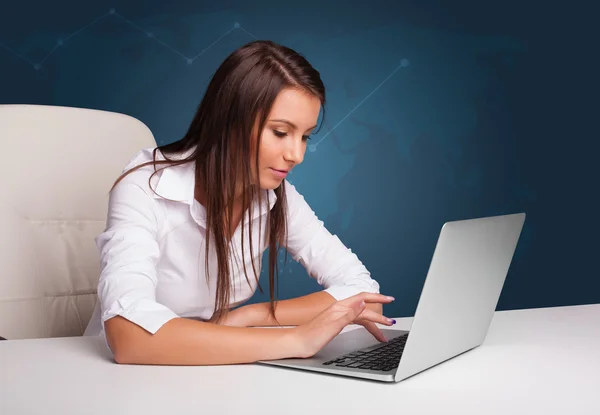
[
  {"x1": 344, "y1": 292, "x2": 395, "y2": 306},
  {"x1": 360, "y1": 320, "x2": 388, "y2": 343},
  {"x1": 357, "y1": 309, "x2": 396, "y2": 327}
]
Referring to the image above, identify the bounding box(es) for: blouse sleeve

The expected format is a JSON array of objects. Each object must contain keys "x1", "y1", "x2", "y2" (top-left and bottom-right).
[
  {"x1": 283, "y1": 180, "x2": 380, "y2": 300},
  {"x1": 95, "y1": 168, "x2": 179, "y2": 335}
]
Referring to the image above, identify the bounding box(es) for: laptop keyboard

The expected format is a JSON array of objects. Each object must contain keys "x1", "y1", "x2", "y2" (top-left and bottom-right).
[{"x1": 322, "y1": 333, "x2": 408, "y2": 372}]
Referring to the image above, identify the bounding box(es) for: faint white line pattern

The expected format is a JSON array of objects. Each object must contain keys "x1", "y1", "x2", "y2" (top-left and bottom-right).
[
  {"x1": 310, "y1": 57, "x2": 410, "y2": 152},
  {"x1": 0, "y1": 42, "x2": 34, "y2": 66},
  {"x1": 0, "y1": 8, "x2": 258, "y2": 70},
  {"x1": 1, "y1": 7, "x2": 409, "y2": 154}
]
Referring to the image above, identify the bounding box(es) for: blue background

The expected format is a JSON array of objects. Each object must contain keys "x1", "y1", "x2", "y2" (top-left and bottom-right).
[{"x1": 1, "y1": 0, "x2": 598, "y2": 318}]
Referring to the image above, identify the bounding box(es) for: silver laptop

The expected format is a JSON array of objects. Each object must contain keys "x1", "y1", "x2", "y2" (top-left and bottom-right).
[{"x1": 258, "y1": 212, "x2": 526, "y2": 382}]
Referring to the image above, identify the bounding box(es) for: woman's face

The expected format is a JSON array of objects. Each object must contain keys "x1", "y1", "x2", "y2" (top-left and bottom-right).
[{"x1": 253, "y1": 87, "x2": 321, "y2": 190}]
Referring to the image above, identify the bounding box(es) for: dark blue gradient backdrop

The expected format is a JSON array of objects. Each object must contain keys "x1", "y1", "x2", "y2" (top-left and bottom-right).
[{"x1": 1, "y1": 1, "x2": 597, "y2": 318}]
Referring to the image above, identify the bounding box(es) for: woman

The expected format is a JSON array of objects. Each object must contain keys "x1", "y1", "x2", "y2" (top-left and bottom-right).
[{"x1": 84, "y1": 40, "x2": 396, "y2": 365}]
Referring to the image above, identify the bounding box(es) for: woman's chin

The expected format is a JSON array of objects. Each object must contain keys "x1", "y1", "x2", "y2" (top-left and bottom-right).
[{"x1": 259, "y1": 177, "x2": 284, "y2": 190}]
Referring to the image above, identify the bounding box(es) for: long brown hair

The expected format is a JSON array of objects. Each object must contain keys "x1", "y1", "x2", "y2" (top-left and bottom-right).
[{"x1": 111, "y1": 40, "x2": 326, "y2": 324}]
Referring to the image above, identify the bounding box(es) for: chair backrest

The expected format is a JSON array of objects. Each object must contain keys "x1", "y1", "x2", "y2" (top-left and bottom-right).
[{"x1": 0, "y1": 104, "x2": 156, "y2": 339}]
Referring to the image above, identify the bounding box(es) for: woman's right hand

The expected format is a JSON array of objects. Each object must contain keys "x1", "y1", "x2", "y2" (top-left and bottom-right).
[{"x1": 290, "y1": 292, "x2": 396, "y2": 359}]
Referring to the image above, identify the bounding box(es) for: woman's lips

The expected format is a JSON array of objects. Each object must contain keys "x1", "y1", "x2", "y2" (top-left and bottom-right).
[{"x1": 270, "y1": 168, "x2": 289, "y2": 178}]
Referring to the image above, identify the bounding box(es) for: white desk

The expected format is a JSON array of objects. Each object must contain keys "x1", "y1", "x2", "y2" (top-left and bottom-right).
[{"x1": 1, "y1": 304, "x2": 599, "y2": 415}]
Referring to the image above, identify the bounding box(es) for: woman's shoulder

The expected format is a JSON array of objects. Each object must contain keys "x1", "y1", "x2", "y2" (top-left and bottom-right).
[
  {"x1": 122, "y1": 146, "x2": 163, "y2": 171},
  {"x1": 113, "y1": 147, "x2": 166, "y2": 194},
  {"x1": 115, "y1": 146, "x2": 196, "y2": 201}
]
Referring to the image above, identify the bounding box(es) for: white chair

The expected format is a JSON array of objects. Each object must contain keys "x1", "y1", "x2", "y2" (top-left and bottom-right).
[{"x1": 0, "y1": 104, "x2": 156, "y2": 340}]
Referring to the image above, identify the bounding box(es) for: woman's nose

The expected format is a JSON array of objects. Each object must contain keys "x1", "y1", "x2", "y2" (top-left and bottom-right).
[{"x1": 284, "y1": 140, "x2": 305, "y2": 164}]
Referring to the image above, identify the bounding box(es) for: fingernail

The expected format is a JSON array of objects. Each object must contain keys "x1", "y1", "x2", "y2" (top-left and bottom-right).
[
  {"x1": 391, "y1": 319, "x2": 397, "y2": 324},
  {"x1": 386, "y1": 296, "x2": 395, "y2": 301}
]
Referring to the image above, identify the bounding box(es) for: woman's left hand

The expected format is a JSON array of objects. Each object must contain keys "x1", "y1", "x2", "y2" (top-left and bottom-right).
[{"x1": 217, "y1": 298, "x2": 394, "y2": 341}]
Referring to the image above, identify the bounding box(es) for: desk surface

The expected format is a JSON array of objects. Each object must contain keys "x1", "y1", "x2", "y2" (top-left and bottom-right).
[{"x1": 1, "y1": 304, "x2": 599, "y2": 415}]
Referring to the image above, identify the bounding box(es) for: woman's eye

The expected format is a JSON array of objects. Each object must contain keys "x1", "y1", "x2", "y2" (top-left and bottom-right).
[{"x1": 273, "y1": 130, "x2": 311, "y2": 140}]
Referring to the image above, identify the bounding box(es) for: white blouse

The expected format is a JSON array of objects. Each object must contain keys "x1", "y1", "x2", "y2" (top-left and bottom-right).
[{"x1": 84, "y1": 147, "x2": 380, "y2": 338}]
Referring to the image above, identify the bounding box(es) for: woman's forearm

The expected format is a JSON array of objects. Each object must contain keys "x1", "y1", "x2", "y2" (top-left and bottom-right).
[
  {"x1": 104, "y1": 315, "x2": 300, "y2": 365},
  {"x1": 243, "y1": 291, "x2": 383, "y2": 327}
]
